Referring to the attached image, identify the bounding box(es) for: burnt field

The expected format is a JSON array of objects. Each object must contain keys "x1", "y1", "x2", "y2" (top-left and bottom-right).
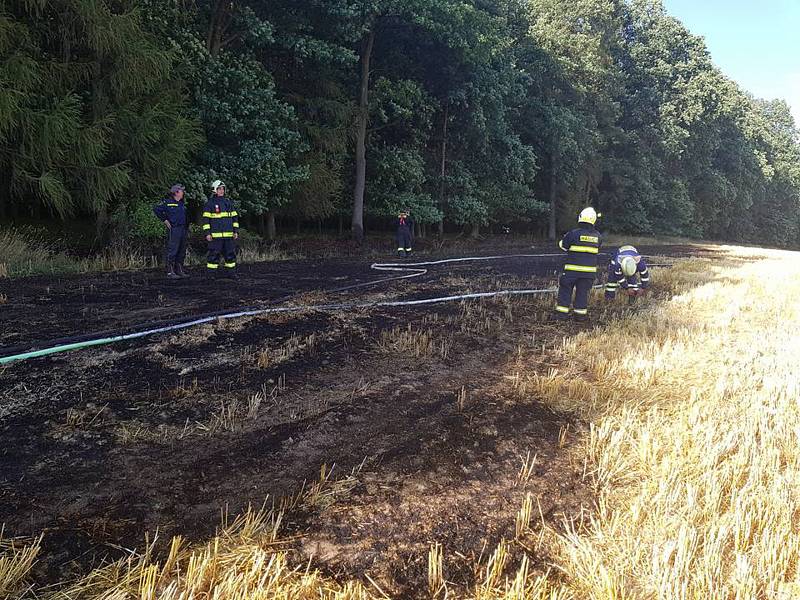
[{"x1": 0, "y1": 244, "x2": 714, "y2": 596}]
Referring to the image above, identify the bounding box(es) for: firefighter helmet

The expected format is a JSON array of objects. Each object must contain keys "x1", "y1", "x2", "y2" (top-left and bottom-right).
[
  {"x1": 211, "y1": 179, "x2": 225, "y2": 192},
  {"x1": 578, "y1": 207, "x2": 599, "y2": 225},
  {"x1": 620, "y1": 256, "x2": 637, "y2": 277}
]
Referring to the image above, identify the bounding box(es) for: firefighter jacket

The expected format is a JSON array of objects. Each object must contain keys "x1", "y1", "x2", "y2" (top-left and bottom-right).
[
  {"x1": 558, "y1": 223, "x2": 602, "y2": 278},
  {"x1": 605, "y1": 245, "x2": 650, "y2": 297},
  {"x1": 153, "y1": 196, "x2": 188, "y2": 227},
  {"x1": 202, "y1": 196, "x2": 239, "y2": 238},
  {"x1": 396, "y1": 215, "x2": 414, "y2": 234}
]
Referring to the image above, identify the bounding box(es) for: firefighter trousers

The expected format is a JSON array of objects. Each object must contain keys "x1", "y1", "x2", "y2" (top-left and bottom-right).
[
  {"x1": 396, "y1": 229, "x2": 413, "y2": 253},
  {"x1": 165, "y1": 226, "x2": 187, "y2": 267},
  {"x1": 207, "y1": 239, "x2": 237, "y2": 270},
  {"x1": 555, "y1": 274, "x2": 594, "y2": 315}
]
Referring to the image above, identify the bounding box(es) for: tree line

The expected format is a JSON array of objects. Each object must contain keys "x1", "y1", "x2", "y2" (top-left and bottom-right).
[{"x1": 1, "y1": 0, "x2": 798, "y2": 245}]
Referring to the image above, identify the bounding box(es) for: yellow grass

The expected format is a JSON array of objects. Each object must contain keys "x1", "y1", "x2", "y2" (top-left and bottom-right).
[
  {"x1": 0, "y1": 535, "x2": 40, "y2": 597},
  {"x1": 529, "y1": 245, "x2": 800, "y2": 598}
]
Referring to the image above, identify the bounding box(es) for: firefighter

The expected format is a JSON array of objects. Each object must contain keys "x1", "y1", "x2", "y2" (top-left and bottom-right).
[
  {"x1": 202, "y1": 180, "x2": 239, "y2": 278},
  {"x1": 554, "y1": 207, "x2": 602, "y2": 322},
  {"x1": 605, "y1": 245, "x2": 651, "y2": 300},
  {"x1": 396, "y1": 209, "x2": 414, "y2": 257},
  {"x1": 153, "y1": 183, "x2": 189, "y2": 279}
]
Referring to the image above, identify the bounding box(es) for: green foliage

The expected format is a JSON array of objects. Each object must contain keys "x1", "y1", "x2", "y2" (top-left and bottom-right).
[
  {"x1": 0, "y1": 0, "x2": 202, "y2": 223},
  {"x1": 128, "y1": 200, "x2": 167, "y2": 242},
  {"x1": 2, "y1": 0, "x2": 800, "y2": 247},
  {"x1": 193, "y1": 51, "x2": 308, "y2": 215}
]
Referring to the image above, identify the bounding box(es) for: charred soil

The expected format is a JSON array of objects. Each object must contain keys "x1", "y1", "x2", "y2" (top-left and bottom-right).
[{"x1": 0, "y1": 244, "x2": 713, "y2": 595}]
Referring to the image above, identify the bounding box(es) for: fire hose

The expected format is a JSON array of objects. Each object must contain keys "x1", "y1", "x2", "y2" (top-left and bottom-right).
[{"x1": 0, "y1": 253, "x2": 672, "y2": 366}]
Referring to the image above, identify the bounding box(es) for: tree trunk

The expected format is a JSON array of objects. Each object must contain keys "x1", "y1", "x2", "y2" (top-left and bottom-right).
[
  {"x1": 206, "y1": 0, "x2": 231, "y2": 56},
  {"x1": 351, "y1": 28, "x2": 375, "y2": 244},
  {"x1": 96, "y1": 205, "x2": 108, "y2": 240},
  {"x1": 471, "y1": 223, "x2": 480, "y2": 238},
  {"x1": 296, "y1": 216, "x2": 301, "y2": 235},
  {"x1": 438, "y1": 103, "x2": 448, "y2": 236},
  {"x1": 266, "y1": 211, "x2": 276, "y2": 242},
  {"x1": 338, "y1": 214, "x2": 344, "y2": 236},
  {"x1": 548, "y1": 152, "x2": 558, "y2": 241}
]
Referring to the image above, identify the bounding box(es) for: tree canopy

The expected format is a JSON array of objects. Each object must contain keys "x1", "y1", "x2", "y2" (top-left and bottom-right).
[{"x1": 1, "y1": 0, "x2": 798, "y2": 246}]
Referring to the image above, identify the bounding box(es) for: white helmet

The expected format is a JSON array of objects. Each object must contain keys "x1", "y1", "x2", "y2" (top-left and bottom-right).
[
  {"x1": 620, "y1": 256, "x2": 637, "y2": 277},
  {"x1": 211, "y1": 179, "x2": 225, "y2": 192},
  {"x1": 578, "y1": 207, "x2": 599, "y2": 225}
]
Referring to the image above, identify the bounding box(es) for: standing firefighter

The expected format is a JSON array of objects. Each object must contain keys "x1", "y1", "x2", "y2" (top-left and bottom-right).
[
  {"x1": 605, "y1": 245, "x2": 651, "y2": 300},
  {"x1": 554, "y1": 207, "x2": 602, "y2": 321},
  {"x1": 153, "y1": 183, "x2": 189, "y2": 279},
  {"x1": 395, "y1": 210, "x2": 414, "y2": 257},
  {"x1": 203, "y1": 180, "x2": 239, "y2": 278}
]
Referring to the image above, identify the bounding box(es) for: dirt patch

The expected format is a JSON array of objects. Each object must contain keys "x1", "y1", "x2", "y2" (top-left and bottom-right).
[{"x1": 0, "y1": 243, "x2": 715, "y2": 593}]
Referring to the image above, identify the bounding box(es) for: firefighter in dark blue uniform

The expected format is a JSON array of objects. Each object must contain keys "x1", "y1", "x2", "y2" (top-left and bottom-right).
[
  {"x1": 554, "y1": 207, "x2": 602, "y2": 321},
  {"x1": 202, "y1": 180, "x2": 239, "y2": 278},
  {"x1": 396, "y1": 210, "x2": 414, "y2": 257},
  {"x1": 605, "y1": 245, "x2": 651, "y2": 299},
  {"x1": 153, "y1": 183, "x2": 189, "y2": 278}
]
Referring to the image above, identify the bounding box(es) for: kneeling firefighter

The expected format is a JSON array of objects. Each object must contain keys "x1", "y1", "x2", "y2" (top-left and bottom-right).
[
  {"x1": 203, "y1": 180, "x2": 239, "y2": 278},
  {"x1": 605, "y1": 245, "x2": 650, "y2": 300},
  {"x1": 554, "y1": 207, "x2": 602, "y2": 322}
]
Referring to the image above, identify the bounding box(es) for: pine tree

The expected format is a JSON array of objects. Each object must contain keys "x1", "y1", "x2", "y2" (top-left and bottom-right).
[{"x1": 0, "y1": 0, "x2": 201, "y2": 227}]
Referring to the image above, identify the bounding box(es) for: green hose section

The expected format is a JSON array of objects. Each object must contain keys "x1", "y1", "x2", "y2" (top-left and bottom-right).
[{"x1": 1, "y1": 336, "x2": 122, "y2": 365}]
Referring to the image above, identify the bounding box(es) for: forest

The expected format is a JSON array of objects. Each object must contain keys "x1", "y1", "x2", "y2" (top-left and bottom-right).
[{"x1": 1, "y1": 0, "x2": 799, "y2": 245}]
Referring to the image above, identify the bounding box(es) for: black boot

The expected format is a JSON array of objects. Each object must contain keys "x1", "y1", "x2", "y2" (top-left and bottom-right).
[
  {"x1": 573, "y1": 313, "x2": 588, "y2": 323},
  {"x1": 166, "y1": 262, "x2": 178, "y2": 278},
  {"x1": 175, "y1": 264, "x2": 190, "y2": 278},
  {"x1": 397, "y1": 249, "x2": 406, "y2": 258}
]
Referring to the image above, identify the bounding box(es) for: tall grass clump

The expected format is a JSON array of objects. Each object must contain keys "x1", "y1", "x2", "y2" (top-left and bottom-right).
[
  {"x1": 0, "y1": 228, "x2": 155, "y2": 278},
  {"x1": 0, "y1": 534, "x2": 40, "y2": 598},
  {"x1": 0, "y1": 227, "x2": 298, "y2": 279}
]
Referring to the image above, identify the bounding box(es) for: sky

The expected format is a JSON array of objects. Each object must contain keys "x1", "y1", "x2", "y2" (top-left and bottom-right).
[{"x1": 662, "y1": 0, "x2": 800, "y2": 123}]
